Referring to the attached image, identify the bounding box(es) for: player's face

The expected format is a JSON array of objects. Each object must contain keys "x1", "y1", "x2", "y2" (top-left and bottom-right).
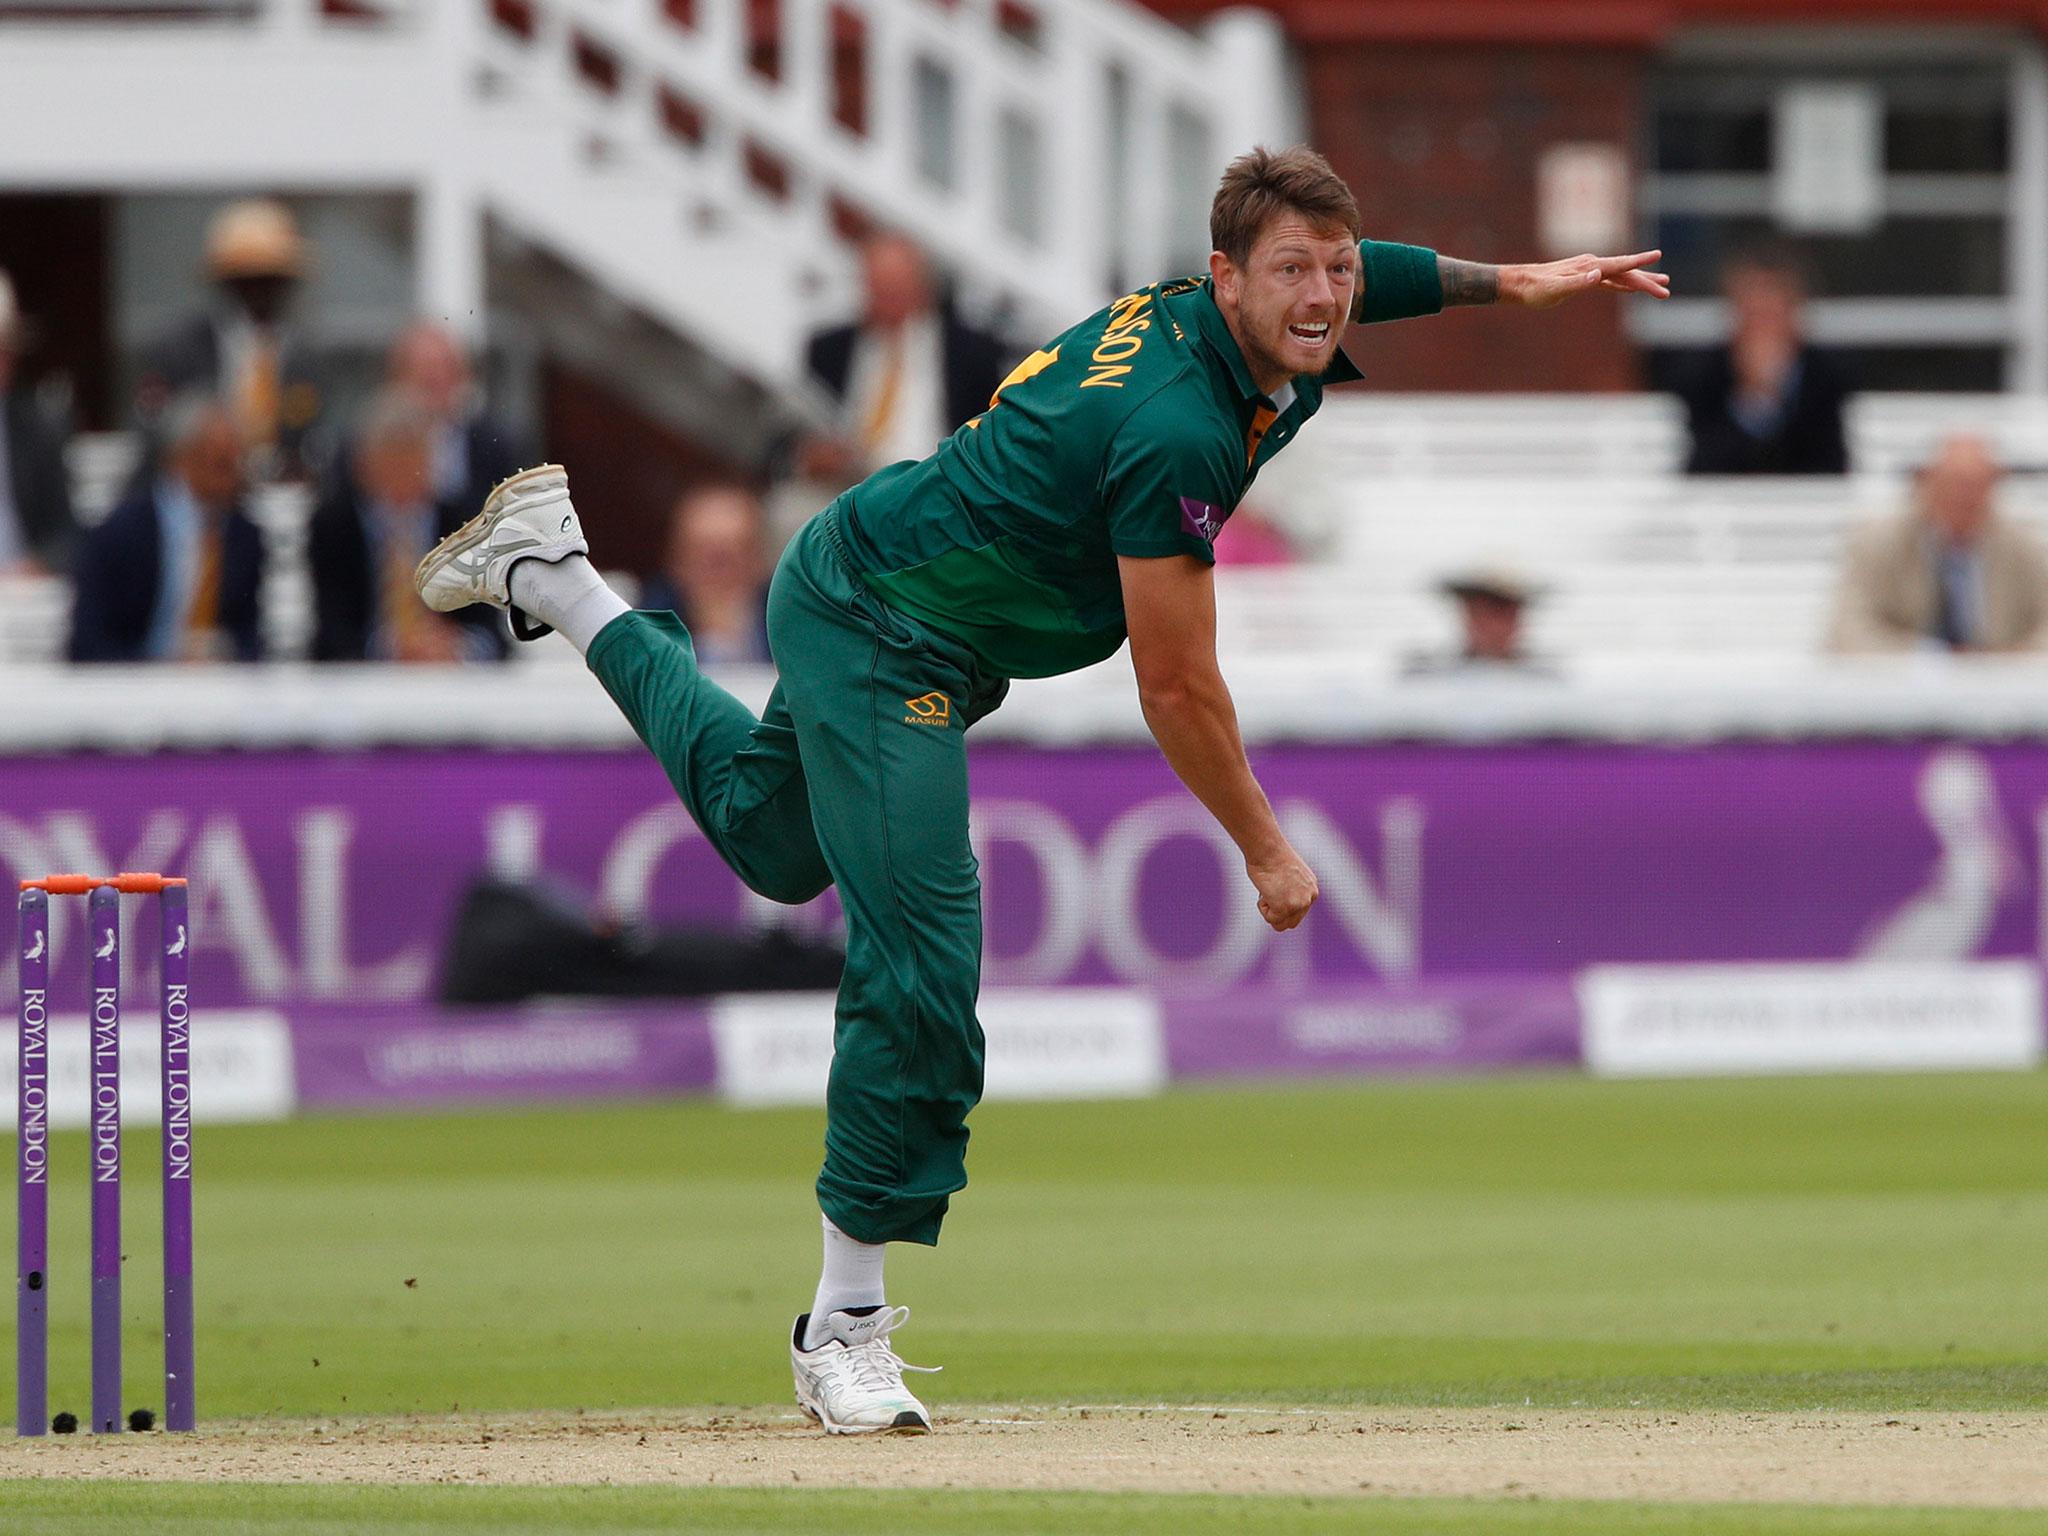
[{"x1": 1220, "y1": 219, "x2": 1356, "y2": 390}]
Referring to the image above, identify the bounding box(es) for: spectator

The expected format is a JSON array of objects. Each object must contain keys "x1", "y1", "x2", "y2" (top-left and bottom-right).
[
  {"x1": 776, "y1": 231, "x2": 1012, "y2": 545},
  {"x1": 1678, "y1": 246, "x2": 1848, "y2": 475},
  {"x1": 136, "y1": 199, "x2": 326, "y2": 480},
  {"x1": 309, "y1": 390, "x2": 508, "y2": 663},
  {"x1": 69, "y1": 396, "x2": 264, "y2": 663},
  {"x1": 1402, "y1": 563, "x2": 1558, "y2": 678},
  {"x1": 382, "y1": 320, "x2": 530, "y2": 525},
  {"x1": 0, "y1": 269, "x2": 77, "y2": 574},
  {"x1": 639, "y1": 483, "x2": 772, "y2": 665},
  {"x1": 1826, "y1": 434, "x2": 2048, "y2": 654}
]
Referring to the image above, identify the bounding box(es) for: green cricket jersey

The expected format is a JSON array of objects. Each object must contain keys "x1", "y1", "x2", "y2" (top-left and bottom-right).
[{"x1": 835, "y1": 239, "x2": 1444, "y2": 679}]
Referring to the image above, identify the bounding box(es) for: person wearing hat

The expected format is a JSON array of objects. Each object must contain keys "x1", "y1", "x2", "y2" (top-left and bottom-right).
[
  {"x1": 136, "y1": 198, "x2": 326, "y2": 480},
  {"x1": 1402, "y1": 561, "x2": 1559, "y2": 677},
  {"x1": 0, "y1": 269, "x2": 78, "y2": 575}
]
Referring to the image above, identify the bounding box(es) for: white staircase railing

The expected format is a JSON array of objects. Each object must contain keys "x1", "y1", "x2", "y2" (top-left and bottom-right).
[{"x1": 0, "y1": 0, "x2": 1292, "y2": 385}]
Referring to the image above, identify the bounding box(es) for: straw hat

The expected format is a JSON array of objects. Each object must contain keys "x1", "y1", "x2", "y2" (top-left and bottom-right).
[
  {"x1": 1439, "y1": 561, "x2": 1544, "y2": 606},
  {"x1": 205, "y1": 199, "x2": 306, "y2": 280}
]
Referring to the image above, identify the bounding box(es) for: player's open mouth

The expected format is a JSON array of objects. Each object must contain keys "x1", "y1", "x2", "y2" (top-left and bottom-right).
[{"x1": 1287, "y1": 321, "x2": 1330, "y2": 346}]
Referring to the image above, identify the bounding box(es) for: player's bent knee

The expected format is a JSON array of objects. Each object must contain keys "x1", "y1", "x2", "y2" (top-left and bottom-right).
[{"x1": 743, "y1": 866, "x2": 833, "y2": 906}]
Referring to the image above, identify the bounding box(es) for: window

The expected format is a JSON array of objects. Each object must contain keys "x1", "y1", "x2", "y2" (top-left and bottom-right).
[{"x1": 1635, "y1": 33, "x2": 2048, "y2": 393}]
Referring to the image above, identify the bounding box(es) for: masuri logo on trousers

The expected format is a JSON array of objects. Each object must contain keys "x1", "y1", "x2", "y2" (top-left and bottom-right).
[{"x1": 903, "y1": 692, "x2": 953, "y2": 727}]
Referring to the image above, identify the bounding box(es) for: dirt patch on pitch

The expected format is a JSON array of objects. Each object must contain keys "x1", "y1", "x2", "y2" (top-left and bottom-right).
[{"x1": 2, "y1": 1406, "x2": 2044, "y2": 1508}]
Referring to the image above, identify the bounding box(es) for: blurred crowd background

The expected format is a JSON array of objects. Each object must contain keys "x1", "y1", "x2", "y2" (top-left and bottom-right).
[
  {"x1": 9, "y1": 0, "x2": 2048, "y2": 1105},
  {"x1": 4, "y1": 0, "x2": 2048, "y2": 679}
]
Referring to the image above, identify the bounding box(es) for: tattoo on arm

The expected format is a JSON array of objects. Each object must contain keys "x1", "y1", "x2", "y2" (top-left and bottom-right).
[{"x1": 1437, "y1": 257, "x2": 1501, "y2": 307}]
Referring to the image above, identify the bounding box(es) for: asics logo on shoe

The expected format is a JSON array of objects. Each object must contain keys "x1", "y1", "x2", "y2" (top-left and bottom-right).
[{"x1": 446, "y1": 535, "x2": 545, "y2": 576}]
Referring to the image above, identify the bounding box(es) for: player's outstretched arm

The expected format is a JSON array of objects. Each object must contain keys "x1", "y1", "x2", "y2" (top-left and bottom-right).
[
  {"x1": 1437, "y1": 250, "x2": 1670, "y2": 309},
  {"x1": 1119, "y1": 553, "x2": 1318, "y2": 933}
]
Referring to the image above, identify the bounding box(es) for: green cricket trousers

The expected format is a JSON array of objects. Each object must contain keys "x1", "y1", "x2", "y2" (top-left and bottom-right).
[{"x1": 585, "y1": 505, "x2": 1007, "y2": 1245}]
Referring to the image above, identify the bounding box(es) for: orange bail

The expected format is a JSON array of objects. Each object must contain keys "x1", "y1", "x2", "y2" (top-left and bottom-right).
[
  {"x1": 109, "y1": 872, "x2": 183, "y2": 894},
  {"x1": 16, "y1": 873, "x2": 185, "y2": 894},
  {"x1": 19, "y1": 874, "x2": 102, "y2": 894}
]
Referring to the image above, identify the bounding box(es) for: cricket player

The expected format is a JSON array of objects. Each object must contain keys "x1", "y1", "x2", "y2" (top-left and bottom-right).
[{"x1": 416, "y1": 146, "x2": 1667, "y2": 1434}]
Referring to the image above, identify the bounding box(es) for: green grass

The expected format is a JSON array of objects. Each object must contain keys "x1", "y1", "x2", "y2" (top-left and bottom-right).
[
  {"x1": 4, "y1": 1071, "x2": 2047, "y2": 1421},
  {"x1": 5, "y1": 1482, "x2": 2047, "y2": 1536}
]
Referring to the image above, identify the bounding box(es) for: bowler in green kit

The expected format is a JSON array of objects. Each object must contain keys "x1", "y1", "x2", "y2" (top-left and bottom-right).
[{"x1": 415, "y1": 145, "x2": 1668, "y2": 1434}]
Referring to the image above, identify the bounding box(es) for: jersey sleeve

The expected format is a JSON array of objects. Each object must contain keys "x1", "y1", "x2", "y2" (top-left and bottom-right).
[
  {"x1": 1355, "y1": 239, "x2": 1443, "y2": 323},
  {"x1": 1100, "y1": 390, "x2": 1241, "y2": 565}
]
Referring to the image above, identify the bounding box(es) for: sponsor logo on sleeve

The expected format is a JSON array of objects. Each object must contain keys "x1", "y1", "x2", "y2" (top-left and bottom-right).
[{"x1": 1179, "y1": 497, "x2": 1227, "y2": 542}]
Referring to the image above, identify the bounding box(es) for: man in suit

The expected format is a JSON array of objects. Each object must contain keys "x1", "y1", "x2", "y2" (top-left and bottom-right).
[
  {"x1": 136, "y1": 199, "x2": 327, "y2": 482},
  {"x1": 1827, "y1": 434, "x2": 2048, "y2": 653},
  {"x1": 383, "y1": 321, "x2": 531, "y2": 528},
  {"x1": 0, "y1": 268, "x2": 77, "y2": 574},
  {"x1": 777, "y1": 231, "x2": 1012, "y2": 547},
  {"x1": 69, "y1": 397, "x2": 265, "y2": 663},
  {"x1": 309, "y1": 390, "x2": 507, "y2": 663},
  {"x1": 1679, "y1": 247, "x2": 1849, "y2": 476}
]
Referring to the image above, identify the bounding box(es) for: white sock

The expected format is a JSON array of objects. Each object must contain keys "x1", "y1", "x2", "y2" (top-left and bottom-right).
[
  {"x1": 803, "y1": 1214, "x2": 886, "y2": 1349},
  {"x1": 507, "y1": 554, "x2": 630, "y2": 656}
]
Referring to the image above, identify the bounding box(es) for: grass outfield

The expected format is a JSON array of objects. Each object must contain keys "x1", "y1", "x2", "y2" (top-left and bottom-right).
[
  {"x1": 2, "y1": 1070, "x2": 2043, "y2": 1421},
  {"x1": 7, "y1": 1483, "x2": 2048, "y2": 1536}
]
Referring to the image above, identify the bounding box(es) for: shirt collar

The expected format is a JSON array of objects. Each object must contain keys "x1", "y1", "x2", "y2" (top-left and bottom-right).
[
  {"x1": 155, "y1": 474, "x2": 202, "y2": 531},
  {"x1": 1182, "y1": 279, "x2": 1364, "y2": 405}
]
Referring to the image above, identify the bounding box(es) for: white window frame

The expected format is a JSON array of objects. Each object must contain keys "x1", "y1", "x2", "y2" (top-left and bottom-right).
[{"x1": 1629, "y1": 25, "x2": 2048, "y2": 391}]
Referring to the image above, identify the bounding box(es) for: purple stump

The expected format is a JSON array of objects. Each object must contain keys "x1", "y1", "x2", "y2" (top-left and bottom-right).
[
  {"x1": 17, "y1": 888, "x2": 50, "y2": 1438},
  {"x1": 87, "y1": 884, "x2": 121, "y2": 1435},
  {"x1": 160, "y1": 883, "x2": 195, "y2": 1432}
]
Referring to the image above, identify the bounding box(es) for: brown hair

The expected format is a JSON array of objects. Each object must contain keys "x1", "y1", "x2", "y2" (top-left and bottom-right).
[{"x1": 1209, "y1": 146, "x2": 1361, "y2": 268}]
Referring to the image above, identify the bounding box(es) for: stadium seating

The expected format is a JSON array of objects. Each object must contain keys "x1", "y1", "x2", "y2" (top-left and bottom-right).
[
  {"x1": 16, "y1": 394, "x2": 2048, "y2": 669},
  {"x1": 1299, "y1": 392, "x2": 2048, "y2": 484}
]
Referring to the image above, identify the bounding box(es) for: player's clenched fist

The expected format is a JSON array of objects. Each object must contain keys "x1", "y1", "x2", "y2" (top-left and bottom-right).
[{"x1": 1248, "y1": 846, "x2": 1319, "y2": 932}]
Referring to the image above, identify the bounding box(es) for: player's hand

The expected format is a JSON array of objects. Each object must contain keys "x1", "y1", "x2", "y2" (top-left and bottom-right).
[
  {"x1": 1511, "y1": 251, "x2": 1670, "y2": 309},
  {"x1": 1247, "y1": 845, "x2": 1319, "y2": 932}
]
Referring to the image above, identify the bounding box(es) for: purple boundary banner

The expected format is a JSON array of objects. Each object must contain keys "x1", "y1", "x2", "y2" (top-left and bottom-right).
[
  {"x1": 270, "y1": 980, "x2": 1580, "y2": 1113},
  {"x1": 1, "y1": 740, "x2": 2043, "y2": 1015},
  {"x1": 286, "y1": 1005, "x2": 719, "y2": 1109},
  {"x1": 1165, "y1": 977, "x2": 1582, "y2": 1080}
]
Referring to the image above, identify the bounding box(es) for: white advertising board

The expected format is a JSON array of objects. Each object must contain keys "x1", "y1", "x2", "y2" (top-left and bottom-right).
[
  {"x1": 710, "y1": 989, "x2": 1167, "y2": 1108},
  {"x1": 1579, "y1": 961, "x2": 2044, "y2": 1078},
  {"x1": 3, "y1": 1009, "x2": 298, "y2": 1128}
]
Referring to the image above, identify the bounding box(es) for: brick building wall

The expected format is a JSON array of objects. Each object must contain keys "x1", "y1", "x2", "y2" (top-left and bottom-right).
[
  {"x1": 1307, "y1": 44, "x2": 1646, "y2": 391},
  {"x1": 1146, "y1": 0, "x2": 2048, "y2": 389}
]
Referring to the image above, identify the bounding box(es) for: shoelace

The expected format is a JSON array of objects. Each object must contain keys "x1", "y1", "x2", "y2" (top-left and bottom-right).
[{"x1": 834, "y1": 1305, "x2": 941, "y2": 1395}]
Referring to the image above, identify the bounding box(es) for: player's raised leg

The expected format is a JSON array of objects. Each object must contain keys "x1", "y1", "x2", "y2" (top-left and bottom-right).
[{"x1": 416, "y1": 465, "x2": 831, "y2": 906}]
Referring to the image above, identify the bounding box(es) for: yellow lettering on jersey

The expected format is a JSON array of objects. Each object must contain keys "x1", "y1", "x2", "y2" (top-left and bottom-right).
[
  {"x1": 1085, "y1": 291, "x2": 1153, "y2": 388},
  {"x1": 968, "y1": 345, "x2": 1061, "y2": 427}
]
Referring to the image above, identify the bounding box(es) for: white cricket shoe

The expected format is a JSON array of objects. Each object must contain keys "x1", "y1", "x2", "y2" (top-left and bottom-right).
[
  {"x1": 415, "y1": 464, "x2": 588, "y2": 639},
  {"x1": 790, "y1": 1305, "x2": 938, "y2": 1435}
]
